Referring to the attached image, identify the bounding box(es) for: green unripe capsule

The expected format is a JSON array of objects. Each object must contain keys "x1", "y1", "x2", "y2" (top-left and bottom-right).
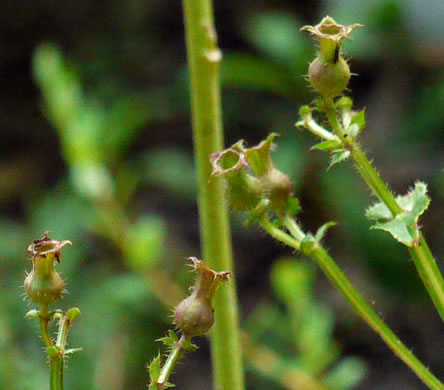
[
  {"x1": 24, "y1": 232, "x2": 72, "y2": 305},
  {"x1": 301, "y1": 16, "x2": 362, "y2": 98},
  {"x1": 308, "y1": 55, "x2": 350, "y2": 98}
]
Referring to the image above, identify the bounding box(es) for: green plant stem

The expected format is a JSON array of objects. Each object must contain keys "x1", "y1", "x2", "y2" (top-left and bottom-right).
[
  {"x1": 50, "y1": 359, "x2": 64, "y2": 390},
  {"x1": 157, "y1": 335, "x2": 188, "y2": 387},
  {"x1": 39, "y1": 304, "x2": 53, "y2": 350},
  {"x1": 323, "y1": 97, "x2": 444, "y2": 321},
  {"x1": 182, "y1": 0, "x2": 245, "y2": 389},
  {"x1": 39, "y1": 305, "x2": 63, "y2": 390},
  {"x1": 408, "y1": 233, "x2": 444, "y2": 320},
  {"x1": 259, "y1": 217, "x2": 444, "y2": 390},
  {"x1": 56, "y1": 315, "x2": 72, "y2": 351}
]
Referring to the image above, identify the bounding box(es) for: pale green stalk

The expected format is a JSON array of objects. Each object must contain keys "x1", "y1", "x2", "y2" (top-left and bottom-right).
[
  {"x1": 156, "y1": 335, "x2": 188, "y2": 387},
  {"x1": 260, "y1": 217, "x2": 443, "y2": 390},
  {"x1": 181, "y1": 0, "x2": 245, "y2": 389},
  {"x1": 323, "y1": 97, "x2": 444, "y2": 321},
  {"x1": 39, "y1": 304, "x2": 63, "y2": 390}
]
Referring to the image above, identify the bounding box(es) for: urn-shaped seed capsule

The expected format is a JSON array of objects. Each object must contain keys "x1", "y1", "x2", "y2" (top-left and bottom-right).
[
  {"x1": 174, "y1": 258, "x2": 230, "y2": 338},
  {"x1": 24, "y1": 232, "x2": 72, "y2": 305},
  {"x1": 301, "y1": 16, "x2": 362, "y2": 98}
]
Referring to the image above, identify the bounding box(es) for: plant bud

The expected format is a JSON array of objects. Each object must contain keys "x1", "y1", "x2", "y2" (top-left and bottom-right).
[
  {"x1": 24, "y1": 232, "x2": 72, "y2": 305},
  {"x1": 210, "y1": 142, "x2": 263, "y2": 211},
  {"x1": 174, "y1": 258, "x2": 230, "y2": 338},
  {"x1": 301, "y1": 16, "x2": 362, "y2": 98}
]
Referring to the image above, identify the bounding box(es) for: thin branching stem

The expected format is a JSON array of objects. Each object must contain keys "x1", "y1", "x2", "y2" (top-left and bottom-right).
[
  {"x1": 323, "y1": 97, "x2": 444, "y2": 321},
  {"x1": 259, "y1": 216, "x2": 444, "y2": 390},
  {"x1": 39, "y1": 304, "x2": 63, "y2": 390},
  {"x1": 157, "y1": 335, "x2": 188, "y2": 387}
]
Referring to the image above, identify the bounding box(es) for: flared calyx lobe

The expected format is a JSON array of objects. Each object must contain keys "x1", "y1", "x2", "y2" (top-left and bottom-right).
[
  {"x1": 24, "y1": 232, "x2": 72, "y2": 305},
  {"x1": 211, "y1": 134, "x2": 293, "y2": 217},
  {"x1": 301, "y1": 16, "x2": 362, "y2": 98},
  {"x1": 174, "y1": 258, "x2": 230, "y2": 337},
  {"x1": 210, "y1": 141, "x2": 263, "y2": 212}
]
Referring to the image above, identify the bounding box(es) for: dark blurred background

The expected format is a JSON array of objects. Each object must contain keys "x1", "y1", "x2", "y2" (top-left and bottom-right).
[{"x1": 0, "y1": 0, "x2": 443, "y2": 389}]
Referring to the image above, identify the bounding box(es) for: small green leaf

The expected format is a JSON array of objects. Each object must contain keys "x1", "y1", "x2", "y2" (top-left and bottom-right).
[
  {"x1": 299, "y1": 105, "x2": 311, "y2": 120},
  {"x1": 328, "y1": 149, "x2": 350, "y2": 169},
  {"x1": 157, "y1": 330, "x2": 179, "y2": 347},
  {"x1": 350, "y1": 109, "x2": 366, "y2": 131},
  {"x1": 337, "y1": 96, "x2": 353, "y2": 111},
  {"x1": 397, "y1": 182, "x2": 430, "y2": 226},
  {"x1": 367, "y1": 182, "x2": 430, "y2": 247},
  {"x1": 164, "y1": 382, "x2": 176, "y2": 388},
  {"x1": 168, "y1": 330, "x2": 178, "y2": 342},
  {"x1": 300, "y1": 234, "x2": 316, "y2": 252},
  {"x1": 182, "y1": 340, "x2": 198, "y2": 352},
  {"x1": 148, "y1": 354, "x2": 162, "y2": 383},
  {"x1": 315, "y1": 222, "x2": 337, "y2": 242},
  {"x1": 65, "y1": 348, "x2": 82, "y2": 355},
  {"x1": 25, "y1": 309, "x2": 39, "y2": 319},
  {"x1": 286, "y1": 197, "x2": 301, "y2": 217},
  {"x1": 156, "y1": 337, "x2": 174, "y2": 348},
  {"x1": 371, "y1": 219, "x2": 415, "y2": 247},
  {"x1": 311, "y1": 139, "x2": 342, "y2": 151},
  {"x1": 347, "y1": 123, "x2": 360, "y2": 138},
  {"x1": 366, "y1": 202, "x2": 392, "y2": 221},
  {"x1": 66, "y1": 307, "x2": 81, "y2": 321}
]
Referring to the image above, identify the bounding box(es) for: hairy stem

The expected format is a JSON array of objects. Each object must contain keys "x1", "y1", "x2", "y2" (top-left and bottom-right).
[
  {"x1": 39, "y1": 305, "x2": 63, "y2": 390},
  {"x1": 260, "y1": 217, "x2": 444, "y2": 390},
  {"x1": 182, "y1": 0, "x2": 245, "y2": 389},
  {"x1": 323, "y1": 97, "x2": 444, "y2": 321},
  {"x1": 39, "y1": 304, "x2": 53, "y2": 350},
  {"x1": 157, "y1": 335, "x2": 188, "y2": 387}
]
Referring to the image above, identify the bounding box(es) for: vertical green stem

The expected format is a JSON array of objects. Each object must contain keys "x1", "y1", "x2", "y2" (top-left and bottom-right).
[
  {"x1": 323, "y1": 97, "x2": 444, "y2": 321},
  {"x1": 182, "y1": 0, "x2": 245, "y2": 389},
  {"x1": 260, "y1": 217, "x2": 443, "y2": 390},
  {"x1": 39, "y1": 304, "x2": 63, "y2": 390},
  {"x1": 49, "y1": 358, "x2": 64, "y2": 390}
]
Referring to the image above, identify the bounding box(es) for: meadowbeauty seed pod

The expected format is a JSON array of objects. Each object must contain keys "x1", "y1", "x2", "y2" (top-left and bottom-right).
[
  {"x1": 244, "y1": 134, "x2": 292, "y2": 216},
  {"x1": 174, "y1": 258, "x2": 230, "y2": 338},
  {"x1": 301, "y1": 16, "x2": 362, "y2": 98},
  {"x1": 24, "y1": 232, "x2": 72, "y2": 305}
]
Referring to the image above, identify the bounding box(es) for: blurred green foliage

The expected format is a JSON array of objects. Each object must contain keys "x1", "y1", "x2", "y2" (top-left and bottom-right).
[
  {"x1": 0, "y1": 0, "x2": 442, "y2": 388},
  {"x1": 245, "y1": 258, "x2": 366, "y2": 389}
]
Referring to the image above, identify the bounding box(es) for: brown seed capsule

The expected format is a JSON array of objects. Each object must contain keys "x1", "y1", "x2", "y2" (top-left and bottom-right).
[{"x1": 174, "y1": 258, "x2": 230, "y2": 338}]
